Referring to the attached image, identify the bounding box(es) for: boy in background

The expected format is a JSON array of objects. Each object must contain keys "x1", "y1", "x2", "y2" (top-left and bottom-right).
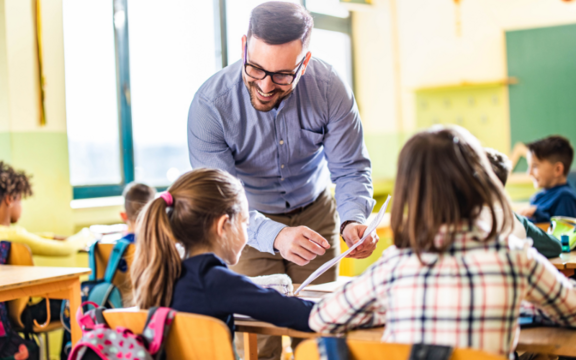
[
  {"x1": 119, "y1": 182, "x2": 156, "y2": 243},
  {"x1": 0, "y1": 161, "x2": 93, "y2": 256},
  {"x1": 486, "y1": 148, "x2": 562, "y2": 258},
  {"x1": 518, "y1": 136, "x2": 576, "y2": 223}
]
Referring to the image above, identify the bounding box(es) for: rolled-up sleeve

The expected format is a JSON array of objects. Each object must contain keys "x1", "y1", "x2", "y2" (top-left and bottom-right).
[{"x1": 323, "y1": 69, "x2": 375, "y2": 225}]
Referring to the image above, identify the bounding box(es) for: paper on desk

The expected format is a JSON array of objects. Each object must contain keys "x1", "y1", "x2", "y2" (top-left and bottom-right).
[{"x1": 293, "y1": 195, "x2": 391, "y2": 295}]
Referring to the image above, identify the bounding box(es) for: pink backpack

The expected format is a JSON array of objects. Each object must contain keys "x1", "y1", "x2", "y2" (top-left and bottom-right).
[{"x1": 68, "y1": 302, "x2": 175, "y2": 360}]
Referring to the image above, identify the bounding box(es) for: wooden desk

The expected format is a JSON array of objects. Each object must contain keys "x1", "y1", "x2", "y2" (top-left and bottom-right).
[
  {"x1": 549, "y1": 251, "x2": 576, "y2": 277},
  {"x1": 0, "y1": 265, "x2": 91, "y2": 345},
  {"x1": 236, "y1": 317, "x2": 576, "y2": 358}
]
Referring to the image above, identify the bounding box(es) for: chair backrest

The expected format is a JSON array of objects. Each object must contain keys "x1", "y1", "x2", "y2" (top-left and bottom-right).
[
  {"x1": 535, "y1": 223, "x2": 550, "y2": 232},
  {"x1": 102, "y1": 309, "x2": 235, "y2": 360},
  {"x1": 6, "y1": 243, "x2": 34, "y2": 328},
  {"x1": 94, "y1": 243, "x2": 136, "y2": 306},
  {"x1": 294, "y1": 339, "x2": 506, "y2": 360}
]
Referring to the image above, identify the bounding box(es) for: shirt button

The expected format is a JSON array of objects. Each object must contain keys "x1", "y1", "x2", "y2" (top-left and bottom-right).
[
  {"x1": 281, "y1": 164, "x2": 285, "y2": 169},
  {"x1": 281, "y1": 178, "x2": 284, "y2": 181},
  {"x1": 279, "y1": 140, "x2": 284, "y2": 145}
]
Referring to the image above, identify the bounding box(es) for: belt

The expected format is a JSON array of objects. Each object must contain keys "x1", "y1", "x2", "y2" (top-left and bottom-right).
[{"x1": 282, "y1": 201, "x2": 315, "y2": 216}]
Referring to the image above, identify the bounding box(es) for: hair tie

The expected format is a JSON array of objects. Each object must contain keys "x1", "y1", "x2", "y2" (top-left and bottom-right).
[{"x1": 160, "y1": 191, "x2": 173, "y2": 206}]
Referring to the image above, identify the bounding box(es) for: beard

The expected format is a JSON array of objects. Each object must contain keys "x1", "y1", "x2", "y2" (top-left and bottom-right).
[{"x1": 244, "y1": 79, "x2": 293, "y2": 112}]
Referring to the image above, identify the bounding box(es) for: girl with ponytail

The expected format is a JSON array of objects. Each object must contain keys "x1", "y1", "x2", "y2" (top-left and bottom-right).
[{"x1": 131, "y1": 168, "x2": 314, "y2": 336}]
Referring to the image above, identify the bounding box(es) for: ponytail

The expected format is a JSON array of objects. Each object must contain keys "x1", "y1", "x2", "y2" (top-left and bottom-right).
[
  {"x1": 131, "y1": 168, "x2": 245, "y2": 309},
  {"x1": 131, "y1": 196, "x2": 181, "y2": 308}
]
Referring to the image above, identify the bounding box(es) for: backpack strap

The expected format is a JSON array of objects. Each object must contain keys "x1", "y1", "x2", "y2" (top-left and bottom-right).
[
  {"x1": 0, "y1": 241, "x2": 10, "y2": 265},
  {"x1": 0, "y1": 241, "x2": 11, "y2": 337},
  {"x1": 103, "y1": 239, "x2": 131, "y2": 283},
  {"x1": 88, "y1": 241, "x2": 98, "y2": 281},
  {"x1": 143, "y1": 307, "x2": 175, "y2": 357}
]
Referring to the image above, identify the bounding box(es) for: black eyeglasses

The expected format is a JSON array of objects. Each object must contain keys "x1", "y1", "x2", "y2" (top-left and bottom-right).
[{"x1": 243, "y1": 42, "x2": 305, "y2": 86}]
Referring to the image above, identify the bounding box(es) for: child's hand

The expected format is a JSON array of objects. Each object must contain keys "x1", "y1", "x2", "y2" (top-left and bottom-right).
[
  {"x1": 518, "y1": 205, "x2": 537, "y2": 218},
  {"x1": 342, "y1": 223, "x2": 379, "y2": 259}
]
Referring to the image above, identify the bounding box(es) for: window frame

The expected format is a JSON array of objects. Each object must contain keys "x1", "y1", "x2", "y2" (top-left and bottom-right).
[{"x1": 72, "y1": 0, "x2": 354, "y2": 199}]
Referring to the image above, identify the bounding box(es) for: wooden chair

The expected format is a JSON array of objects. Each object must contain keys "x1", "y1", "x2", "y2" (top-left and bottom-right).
[
  {"x1": 103, "y1": 309, "x2": 235, "y2": 359},
  {"x1": 6, "y1": 242, "x2": 63, "y2": 359},
  {"x1": 535, "y1": 223, "x2": 550, "y2": 232},
  {"x1": 93, "y1": 242, "x2": 136, "y2": 306},
  {"x1": 294, "y1": 339, "x2": 506, "y2": 360}
]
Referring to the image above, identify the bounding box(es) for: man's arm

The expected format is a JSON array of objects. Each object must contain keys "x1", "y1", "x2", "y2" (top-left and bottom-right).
[
  {"x1": 323, "y1": 68, "x2": 376, "y2": 258},
  {"x1": 188, "y1": 95, "x2": 329, "y2": 259}
]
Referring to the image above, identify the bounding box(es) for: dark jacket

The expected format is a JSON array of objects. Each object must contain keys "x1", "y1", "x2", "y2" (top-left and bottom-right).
[{"x1": 171, "y1": 253, "x2": 314, "y2": 335}]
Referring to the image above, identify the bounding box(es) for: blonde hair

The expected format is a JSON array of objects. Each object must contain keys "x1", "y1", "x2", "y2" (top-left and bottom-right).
[{"x1": 131, "y1": 168, "x2": 245, "y2": 308}]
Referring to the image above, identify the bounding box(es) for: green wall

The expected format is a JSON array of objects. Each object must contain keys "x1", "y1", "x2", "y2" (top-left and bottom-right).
[{"x1": 507, "y1": 23, "x2": 576, "y2": 170}]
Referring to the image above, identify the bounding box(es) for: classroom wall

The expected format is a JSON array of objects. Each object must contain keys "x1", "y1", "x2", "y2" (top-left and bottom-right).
[
  {"x1": 0, "y1": 0, "x2": 74, "y2": 235},
  {"x1": 352, "y1": 0, "x2": 576, "y2": 180}
]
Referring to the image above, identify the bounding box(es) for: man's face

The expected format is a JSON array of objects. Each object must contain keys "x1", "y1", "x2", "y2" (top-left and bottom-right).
[
  {"x1": 242, "y1": 36, "x2": 310, "y2": 112},
  {"x1": 527, "y1": 151, "x2": 558, "y2": 189}
]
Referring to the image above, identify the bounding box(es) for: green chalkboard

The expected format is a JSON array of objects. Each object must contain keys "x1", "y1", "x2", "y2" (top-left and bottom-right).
[{"x1": 506, "y1": 23, "x2": 576, "y2": 169}]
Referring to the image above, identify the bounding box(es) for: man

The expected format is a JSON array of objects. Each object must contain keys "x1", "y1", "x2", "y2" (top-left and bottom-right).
[{"x1": 188, "y1": 2, "x2": 376, "y2": 358}]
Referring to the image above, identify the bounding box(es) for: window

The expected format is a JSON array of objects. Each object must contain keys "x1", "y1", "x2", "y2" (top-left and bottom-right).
[
  {"x1": 127, "y1": 0, "x2": 215, "y2": 186},
  {"x1": 63, "y1": 0, "x2": 121, "y2": 187},
  {"x1": 64, "y1": 0, "x2": 353, "y2": 198}
]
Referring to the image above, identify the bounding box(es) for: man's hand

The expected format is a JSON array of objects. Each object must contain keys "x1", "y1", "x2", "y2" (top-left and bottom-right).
[
  {"x1": 342, "y1": 222, "x2": 379, "y2": 259},
  {"x1": 273, "y1": 226, "x2": 330, "y2": 266},
  {"x1": 518, "y1": 205, "x2": 537, "y2": 218}
]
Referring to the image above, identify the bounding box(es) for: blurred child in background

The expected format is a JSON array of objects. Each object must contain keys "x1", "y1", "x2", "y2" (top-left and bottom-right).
[
  {"x1": 485, "y1": 148, "x2": 561, "y2": 258},
  {"x1": 119, "y1": 182, "x2": 156, "y2": 243},
  {"x1": 0, "y1": 161, "x2": 92, "y2": 256},
  {"x1": 518, "y1": 136, "x2": 576, "y2": 223}
]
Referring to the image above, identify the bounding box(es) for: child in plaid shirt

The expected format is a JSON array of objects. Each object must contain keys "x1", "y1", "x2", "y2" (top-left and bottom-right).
[{"x1": 309, "y1": 126, "x2": 576, "y2": 358}]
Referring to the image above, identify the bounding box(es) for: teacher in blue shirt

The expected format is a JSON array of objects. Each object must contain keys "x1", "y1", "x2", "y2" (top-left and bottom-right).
[{"x1": 188, "y1": 2, "x2": 376, "y2": 286}]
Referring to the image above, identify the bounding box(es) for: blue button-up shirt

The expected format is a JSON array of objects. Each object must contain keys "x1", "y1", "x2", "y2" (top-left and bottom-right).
[{"x1": 188, "y1": 58, "x2": 374, "y2": 254}]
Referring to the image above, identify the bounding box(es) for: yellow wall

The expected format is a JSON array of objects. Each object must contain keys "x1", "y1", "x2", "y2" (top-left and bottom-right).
[
  {"x1": 352, "y1": 0, "x2": 576, "y2": 178},
  {"x1": 0, "y1": 0, "x2": 74, "y2": 235}
]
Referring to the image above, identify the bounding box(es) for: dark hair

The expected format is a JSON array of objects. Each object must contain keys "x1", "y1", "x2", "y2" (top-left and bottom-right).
[
  {"x1": 132, "y1": 168, "x2": 245, "y2": 308},
  {"x1": 0, "y1": 162, "x2": 33, "y2": 201},
  {"x1": 123, "y1": 182, "x2": 156, "y2": 222},
  {"x1": 248, "y1": 1, "x2": 314, "y2": 49},
  {"x1": 485, "y1": 148, "x2": 511, "y2": 186},
  {"x1": 527, "y1": 136, "x2": 574, "y2": 176},
  {"x1": 391, "y1": 126, "x2": 513, "y2": 262}
]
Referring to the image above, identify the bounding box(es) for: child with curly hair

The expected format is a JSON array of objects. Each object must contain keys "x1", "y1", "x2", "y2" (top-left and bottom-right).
[{"x1": 0, "y1": 161, "x2": 92, "y2": 256}]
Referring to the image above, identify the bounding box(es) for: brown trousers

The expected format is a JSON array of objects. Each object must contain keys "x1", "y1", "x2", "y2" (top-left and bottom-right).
[{"x1": 231, "y1": 188, "x2": 340, "y2": 360}]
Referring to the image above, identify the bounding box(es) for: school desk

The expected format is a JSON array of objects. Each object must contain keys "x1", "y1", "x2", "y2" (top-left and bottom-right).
[
  {"x1": 235, "y1": 281, "x2": 576, "y2": 359},
  {"x1": 549, "y1": 251, "x2": 576, "y2": 277},
  {"x1": 0, "y1": 265, "x2": 91, "y2": 345}
]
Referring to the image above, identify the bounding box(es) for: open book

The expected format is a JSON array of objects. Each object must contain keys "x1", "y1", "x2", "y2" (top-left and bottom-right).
[{"x1": 294, "y1": 195, "x2": 392, "y2": 295}]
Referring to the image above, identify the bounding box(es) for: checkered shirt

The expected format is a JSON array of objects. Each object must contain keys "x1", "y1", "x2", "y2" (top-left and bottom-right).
[{"x1": 309, "y1": 223, "x2": 576, "y2": 357}]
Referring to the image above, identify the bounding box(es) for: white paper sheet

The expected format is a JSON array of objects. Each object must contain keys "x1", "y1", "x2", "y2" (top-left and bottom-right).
[{"x1": 293, "y1": 195, "x2": 391, "y2": 295}]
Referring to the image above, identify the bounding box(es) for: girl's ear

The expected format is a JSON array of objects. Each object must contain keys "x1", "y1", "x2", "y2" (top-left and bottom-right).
[{"x1": 215, "y1": 214, "x2": 230, "y2": 237}]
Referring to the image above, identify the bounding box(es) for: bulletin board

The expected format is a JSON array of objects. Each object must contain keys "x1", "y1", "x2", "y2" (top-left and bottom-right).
[{"x1": 415, "y1": 83, "x2": 509, "y2": 154}]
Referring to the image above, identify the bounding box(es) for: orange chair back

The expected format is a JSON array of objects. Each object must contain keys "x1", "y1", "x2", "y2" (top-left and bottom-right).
[
  {"x1": 93, "y1": 243, "x2": 136, "y2": 306},
  {"x1": 295, "y1": 339, "x2": 506, "y2": 360},
  {"x1": 103, "y1": 310, "x2": 235, "y2": 359}
]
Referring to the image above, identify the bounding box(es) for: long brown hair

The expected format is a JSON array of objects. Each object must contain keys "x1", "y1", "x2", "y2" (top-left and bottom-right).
[
  {"x1": 391, "y1": 126, "x2": 513, "y2": 260},
  {"x1": 131, "y1": 168, "x2": 245, "y2": 308}
]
